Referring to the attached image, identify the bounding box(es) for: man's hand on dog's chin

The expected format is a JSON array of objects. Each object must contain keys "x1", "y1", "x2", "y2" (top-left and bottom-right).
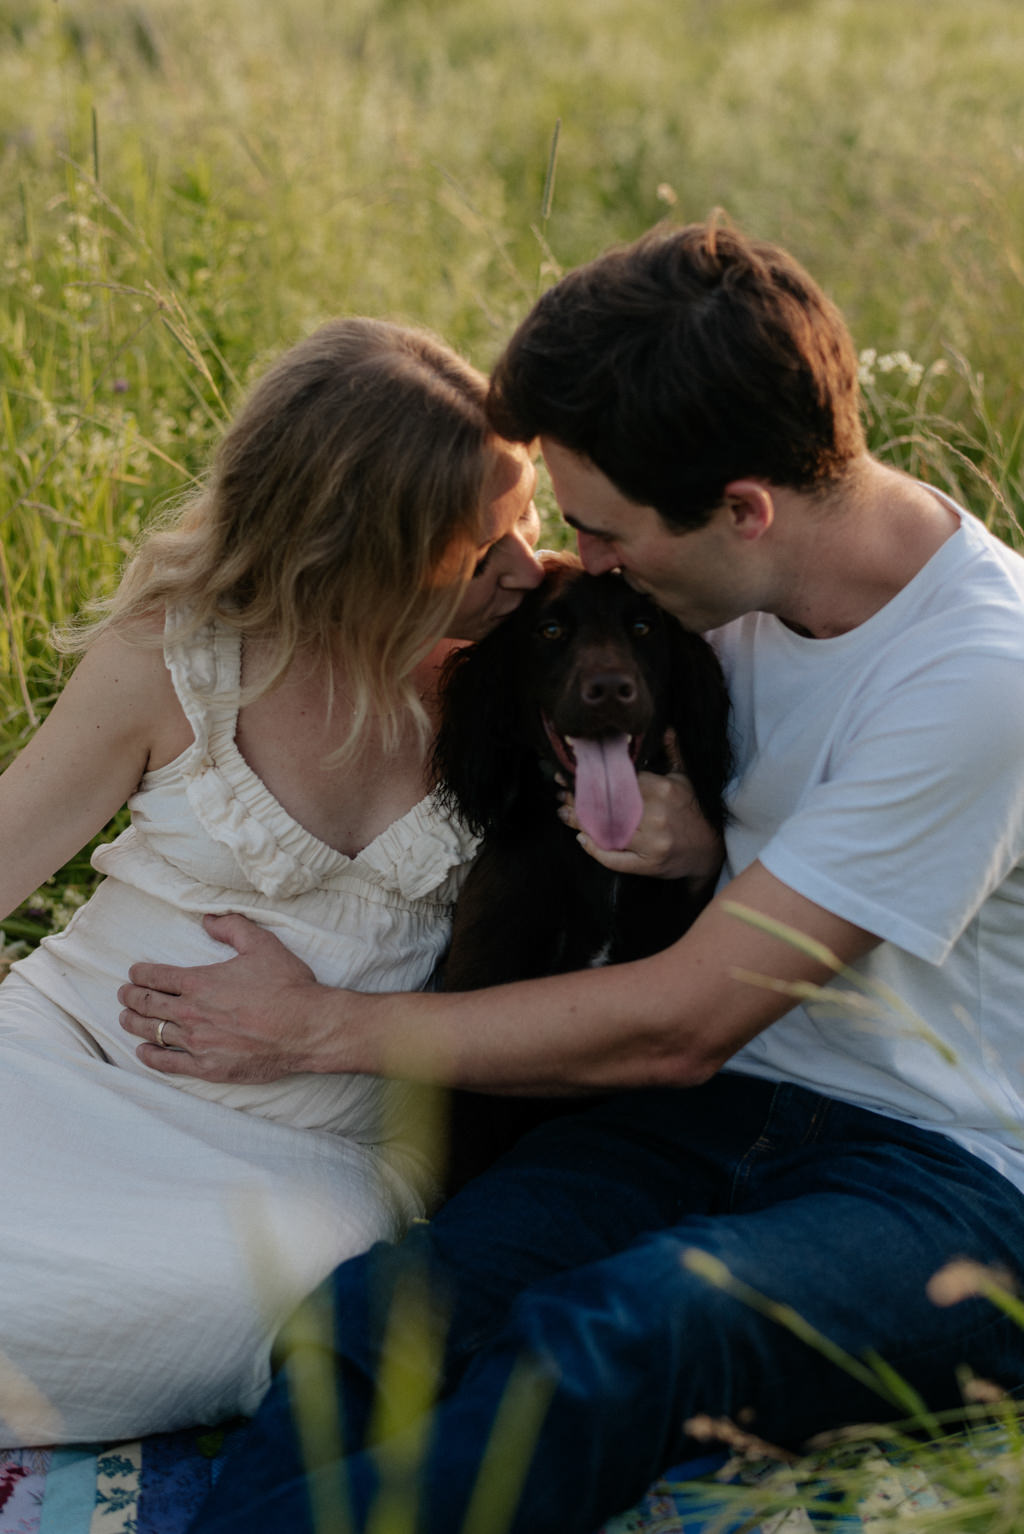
[
  {"x1": 558, "y1": 768, "x2": 725, "y2": 882},
  {"x1": 117, "y1": 913, "x2": 337, "y2": 1082}
]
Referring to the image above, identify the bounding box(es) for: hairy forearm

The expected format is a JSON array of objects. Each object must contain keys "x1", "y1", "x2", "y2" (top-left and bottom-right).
[
  {"x1": 120, "y1": 864, "x2": 879, "y2": 1091},
  {"x1": 300, "y1": 956, "x2": 718, "y2": 1094},
  {"x1": 272, "y1": 861, "x2": 878, "y2": 1096}
]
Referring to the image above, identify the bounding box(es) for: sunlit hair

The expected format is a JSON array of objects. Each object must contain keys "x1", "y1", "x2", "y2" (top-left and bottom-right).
[
  {"x1": 488, "y1": 215, "x2": 866, "y2": 530},
  {"x1": 63, "y1": 318, "x2": 497, "y2": 757}
]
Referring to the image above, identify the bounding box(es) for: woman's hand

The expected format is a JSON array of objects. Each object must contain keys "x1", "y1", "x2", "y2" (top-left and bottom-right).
[{"x1": 118, "y1": 913, "x2": 332, "y2": 1082}]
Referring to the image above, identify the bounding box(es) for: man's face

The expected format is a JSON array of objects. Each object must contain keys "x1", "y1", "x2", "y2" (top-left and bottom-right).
[{"x1": 540, "y1": 438, "x2": 753, "y2": 633}]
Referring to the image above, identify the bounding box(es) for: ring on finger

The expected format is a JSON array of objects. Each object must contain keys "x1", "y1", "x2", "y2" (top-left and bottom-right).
[{"x1": 156, "y1": 1018, "x2": 170, "y2": 1049}]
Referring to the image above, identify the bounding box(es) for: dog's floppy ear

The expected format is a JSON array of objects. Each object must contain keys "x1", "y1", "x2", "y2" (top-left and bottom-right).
[
  {"x1": 432, "y1": 617, "x2": 533, "y2": 836},
  {"x1": 432, "y1": 553, "x2": 577, "y2": 834},
  {"x1": 660, "y1": 620, "x2": 733, "y2": 832}
]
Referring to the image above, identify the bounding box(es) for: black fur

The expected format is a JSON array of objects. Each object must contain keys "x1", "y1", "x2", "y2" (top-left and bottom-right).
[
  {"x1": 432, "y1": 553, "x2": 732, "y2": 1189},
  {"x1": 434, "y1": 553, "x2": 732, "y2": 987}
]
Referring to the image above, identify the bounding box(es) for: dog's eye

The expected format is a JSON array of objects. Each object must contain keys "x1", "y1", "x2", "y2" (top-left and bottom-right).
[
  {"x1": 537, "y1": 619, "x2": 565, "y2": 641},
  {"x1": 630, "y1": 619, "x2": 652, "y2": 637}
]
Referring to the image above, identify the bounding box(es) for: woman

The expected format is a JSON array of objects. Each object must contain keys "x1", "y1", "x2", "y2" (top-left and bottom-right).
[{"x1": 0, "y1": 318, "x2": 541, "y2": 1445}]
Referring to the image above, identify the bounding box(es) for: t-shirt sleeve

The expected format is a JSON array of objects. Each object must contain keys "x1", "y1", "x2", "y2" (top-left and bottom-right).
[{"x1": 757, "y1": 647, "x2": 1024, "y2": 964}]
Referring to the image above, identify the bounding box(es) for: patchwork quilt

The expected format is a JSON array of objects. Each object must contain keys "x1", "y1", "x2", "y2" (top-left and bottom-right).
[
  {"x1": 0, "y1": 1429, "x2": 227, "y2": 1534},
  {"x1": 0, "y1": 1429, "x2": 1000, "y2": 1534}
]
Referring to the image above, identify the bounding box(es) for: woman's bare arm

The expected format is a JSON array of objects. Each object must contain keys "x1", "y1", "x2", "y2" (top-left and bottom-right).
[{"x1": 0, "y1": 630, "x2": 182, "y2": 922}]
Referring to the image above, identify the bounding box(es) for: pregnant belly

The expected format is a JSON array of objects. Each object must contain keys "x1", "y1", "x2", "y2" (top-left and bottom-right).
[{"x1": 8, "y1": 880, "x2": 413, "y2": 1140}]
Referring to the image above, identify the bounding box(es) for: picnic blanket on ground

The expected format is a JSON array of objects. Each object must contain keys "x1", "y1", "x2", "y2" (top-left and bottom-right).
[
  {"x1": 0, "y1": 1430, "x2": 990, "y2": 1534},
  {"x1": 0, "y1": 1428, "x2": 229, "y2": 1534}
]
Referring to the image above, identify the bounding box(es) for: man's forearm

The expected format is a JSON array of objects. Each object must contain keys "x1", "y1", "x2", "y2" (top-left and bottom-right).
[
  {"x1": 119, "y1": 863, "x2": 879, "y2": 1089},
  {"x1": 301, "y1": 957, "x2": 713, "y2": 1094},
  {"x1": 291, "y1": 869, "x2": 874, "y2": 1093}
]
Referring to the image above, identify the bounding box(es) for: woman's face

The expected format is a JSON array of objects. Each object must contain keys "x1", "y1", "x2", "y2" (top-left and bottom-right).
[{"x1": 447, "y1": 444, "x2": 543, "y2": 641}]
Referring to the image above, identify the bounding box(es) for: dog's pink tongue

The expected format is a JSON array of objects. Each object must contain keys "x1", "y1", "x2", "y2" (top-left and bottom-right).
[{"x1": 568, "y1": 735, "x2": 643, "y2": 851}]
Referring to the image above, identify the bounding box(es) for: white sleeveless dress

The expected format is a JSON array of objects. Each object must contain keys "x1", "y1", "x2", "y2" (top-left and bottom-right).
[{"x1": 0, "y1": 613, "x2": 478, "y2": 1447}]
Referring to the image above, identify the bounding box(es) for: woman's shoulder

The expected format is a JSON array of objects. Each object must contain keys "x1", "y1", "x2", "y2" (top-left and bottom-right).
[
  {"x1": 75, "y1": 610, "x2": 171, "y2": 682},
  {"x1": 84, "y1": 612, "x2": 197, "y2": 771},
  {"x1": 35, "y1": 615, "x2": 187, "y2": 776}
]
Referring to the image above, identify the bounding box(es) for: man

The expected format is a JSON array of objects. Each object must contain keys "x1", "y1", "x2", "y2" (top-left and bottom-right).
[{"x1": 122, "y1": 221, "x2": 1024, "y2": 1534}]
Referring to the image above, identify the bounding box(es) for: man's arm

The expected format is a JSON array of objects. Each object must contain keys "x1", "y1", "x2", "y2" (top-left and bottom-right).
[{"x1": 118, "y1": 859, "x2": 878, "y2": 1090}]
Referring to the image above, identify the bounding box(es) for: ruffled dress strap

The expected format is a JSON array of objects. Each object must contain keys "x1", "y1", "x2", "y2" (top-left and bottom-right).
[
  {"x1": 162, "y1": 611, "x2": 346, "y2": 899},
  {"x1": 161, "y1": 606, "x2": 233, "y2": 779},
  {"x1": 161, "y1": 611, "x2": 479, "y2": 904}
]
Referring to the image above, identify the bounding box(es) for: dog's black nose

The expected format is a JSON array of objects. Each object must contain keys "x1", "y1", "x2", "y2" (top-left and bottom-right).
[{"x1": 582, "y1": 672, "x2": 637, "y2": 707}]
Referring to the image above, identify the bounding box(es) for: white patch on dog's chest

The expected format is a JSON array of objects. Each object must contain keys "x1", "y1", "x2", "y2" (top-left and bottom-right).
[{"x1": 585, "y1": 873, "x2": 619, "y2": 967}]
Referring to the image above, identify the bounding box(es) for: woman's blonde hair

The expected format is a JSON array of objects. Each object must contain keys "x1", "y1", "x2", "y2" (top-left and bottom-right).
[{"x1": 66, "y1": 318, "x2": 497, "y2": 756}]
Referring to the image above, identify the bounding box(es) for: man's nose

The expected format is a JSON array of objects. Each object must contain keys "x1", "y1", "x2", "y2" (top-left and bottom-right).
[{"x1": 576, "y1": 531, "x2": 619, "y2": 576}]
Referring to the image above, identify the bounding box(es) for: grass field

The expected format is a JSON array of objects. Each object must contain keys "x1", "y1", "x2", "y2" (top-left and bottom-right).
[
  {"x1": 2, "y1": 0, "x2": 1023, "y2": 745},
  {"x1": 2, "y1": 0, "x2": 1024, "y2": 1523}
]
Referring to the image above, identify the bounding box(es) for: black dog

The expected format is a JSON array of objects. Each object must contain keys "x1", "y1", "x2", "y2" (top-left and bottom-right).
[{"x1": 432, "y1": 552, "x2": 732, "y2": 1186}]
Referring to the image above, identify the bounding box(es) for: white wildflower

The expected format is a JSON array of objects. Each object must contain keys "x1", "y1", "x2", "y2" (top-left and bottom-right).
[{"x1": 858, "y1": 348, "x2": 877, "y2": 388}]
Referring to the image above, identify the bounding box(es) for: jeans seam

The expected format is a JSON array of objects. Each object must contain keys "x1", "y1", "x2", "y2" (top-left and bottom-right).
[
  {"x1": 800, "y1": 1095, "x2": 833, "y2": 1145},
  {"x1": 728, "y1": 1133, "x2": 775, "y2": 1209}
]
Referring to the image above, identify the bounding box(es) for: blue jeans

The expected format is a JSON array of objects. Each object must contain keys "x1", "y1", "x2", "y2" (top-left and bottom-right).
[{"x1": 191, "y1": 1074, "x2": 1024, "y2": 1534}]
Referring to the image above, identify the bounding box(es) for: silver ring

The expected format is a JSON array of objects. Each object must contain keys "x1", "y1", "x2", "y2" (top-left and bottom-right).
[{"x1": 156, "y1": 1018, "x2": 170, "y2": 1049}]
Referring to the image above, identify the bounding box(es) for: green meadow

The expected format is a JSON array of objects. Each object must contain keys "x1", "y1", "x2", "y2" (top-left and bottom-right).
[
  {"x1": 3, "y1": 0, "x2": 1024, "y2": 748},
  {"x1": 2, "y1": 0, "x2": 1024, "y2": 1521},
  {"x1": 3, "y1": 0, "x2": 1024, "y2": 744}
]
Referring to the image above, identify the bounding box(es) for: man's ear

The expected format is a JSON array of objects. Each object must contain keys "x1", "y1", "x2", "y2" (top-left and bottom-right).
[{"x1": 722, "y1": 479, "x2": 774, "y2": 541}]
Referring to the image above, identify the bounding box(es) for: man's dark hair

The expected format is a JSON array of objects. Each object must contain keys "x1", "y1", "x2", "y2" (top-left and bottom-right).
[{"x1": 487, "y1": 219, "x2": 866, "y2": 529}]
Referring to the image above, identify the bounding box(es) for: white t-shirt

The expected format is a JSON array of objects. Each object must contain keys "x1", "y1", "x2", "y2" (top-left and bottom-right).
[{"x1": 712, "y1": 493, "x2": 1024, "y2": 1194}]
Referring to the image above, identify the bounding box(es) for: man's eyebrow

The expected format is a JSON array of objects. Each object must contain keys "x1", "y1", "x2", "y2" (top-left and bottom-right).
[{"x1": 561, "y1": 512, "x2": 610, "y2": 538}]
